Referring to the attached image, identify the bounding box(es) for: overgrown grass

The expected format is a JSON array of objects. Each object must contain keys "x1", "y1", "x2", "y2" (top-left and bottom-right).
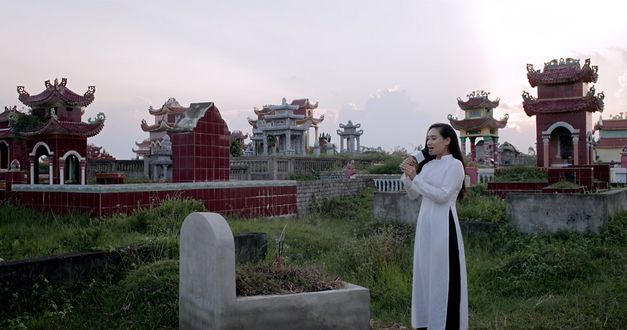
[
  {"x1": 366, "y1": 155, "x2": 404, "y2": 174},
  {"x1": 1, "y1": 191, "x2": 626, "y2": 329},
  {"x1": 0, "y1": 197, "x2": 206, "y2": 261},
  {"x1": 493, "y1": 166, "x2": 548, "y2": 182},
  {"x1": 457, "y1": 185, "x2": 506, "y2": 223}
]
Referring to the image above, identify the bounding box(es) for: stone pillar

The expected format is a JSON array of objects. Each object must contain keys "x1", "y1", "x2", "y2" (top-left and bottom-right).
[
  {"x1": 572, "y1": 135, "x2": 579, "y2": 165},
  {"x1": 48, "y1": 163, "x2": 53, "y2": 185},
  {"x1": 621, "y1": 147, "x2": 627, "y2": 168},
  {"x1": 30, "y1": 161, "x2": 35, "y2": 184},
  {"x1": 356, "y1": 136, "x2": 361, "y2": 153},
  {"x1": 162, "y1": 165, "x2": 168, "y2": 180},
  {"x1": 460, "y1": 137, "x2": 467, "y2": 156},
  {"x1": 301, "y1": 134, "x2": 307, "y2": 155},
  {"x1": 81, "y1": 163, "x2": 86, "y2": 185},
  {"x1": 483, "y1": 137, "x2": 491, "y2": 165},
  {"x1": 543, "y1": 137, "x2": 550, "y2": 168},
  {"x1": 59, "y1": 165, "x2": 65, "y2": 185},
  {"x1": 340, "y1": 136, "x2": 344, "y2": 153},
  {"x1": 285, "y1": 132, "x2": 292, "y2": 154},
  {"x1": 469, "y1": 137, "x2": 476, "y2": 163},
  {"x1": 492, "y1": 137, "x2": 499, "y2": 167},
  {"x1": 262, "y1": 134, "x2": 268, "y2": 155}
]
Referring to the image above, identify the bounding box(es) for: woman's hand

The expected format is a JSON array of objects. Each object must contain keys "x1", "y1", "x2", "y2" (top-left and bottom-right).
[{"x1": 400, "y1": 156, "x2": 417, "y2": 180}]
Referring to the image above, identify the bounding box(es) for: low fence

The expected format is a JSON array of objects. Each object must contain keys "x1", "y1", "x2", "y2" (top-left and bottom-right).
[
  {"x1": 87, "y1": 159, "x2": 146, "y2": 181},
  {"x1": 230, "y1": 156, "x2": 378, "y2": 180},
  {"x1": 88, "y1": 157, "x2": 381, "y2": 182},
  {"x1": 372, "y1": 174, "x2": 403, "y2": 192}
]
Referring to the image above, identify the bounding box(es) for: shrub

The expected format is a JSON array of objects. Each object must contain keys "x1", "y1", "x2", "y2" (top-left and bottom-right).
[
  {"x1": 457, "y1": 188, "x2": 506, "y2": 223},
  {"x1": 367, "y1": 156, "x2": 404, "y2": 174},
  {"x1": 493, "y1": 166, "x2": 547, "y2": 182}
]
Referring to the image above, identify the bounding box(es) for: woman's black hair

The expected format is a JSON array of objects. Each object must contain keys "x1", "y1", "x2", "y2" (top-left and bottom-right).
[{"x1": 416, "y1": 123, "x2": 466, "y2": 200}]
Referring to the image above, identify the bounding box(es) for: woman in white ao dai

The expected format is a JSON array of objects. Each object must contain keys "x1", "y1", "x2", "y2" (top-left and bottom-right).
[{"x1": 400, "y1": 123, "x2": 468, "y2": 330}]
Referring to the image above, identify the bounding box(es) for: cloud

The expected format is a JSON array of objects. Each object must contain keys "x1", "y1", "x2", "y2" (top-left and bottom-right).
[{"x1": 334, "y1": 86, "x2": 436, "y2": 152}]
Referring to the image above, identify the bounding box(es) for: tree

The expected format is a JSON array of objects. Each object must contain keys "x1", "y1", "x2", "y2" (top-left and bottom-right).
[{"x1": 230, "y1": 139, "x2": 243, "y2": 157}]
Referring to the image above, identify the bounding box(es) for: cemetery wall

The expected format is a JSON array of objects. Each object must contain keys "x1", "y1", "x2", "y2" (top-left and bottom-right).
[
  {"x1": 507, "y1": 187, "x2": 627, "y2": 233},
  {"x1": 296, "y1": 177, "x2": 371, "y2": 217},
  {"x1": 10, "y1": 181, "x2": 297, "y2": 218}
]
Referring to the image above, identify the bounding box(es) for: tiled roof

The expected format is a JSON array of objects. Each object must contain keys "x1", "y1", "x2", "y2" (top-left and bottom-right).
[
  {"x1": 20, "y1": 118, "x2": 104, "y2": 137},
  {"x1": 448, "y1": 117, "x2": 508, "y2": 130},
  {"x1": 595, "y1": 119, "x2": 627, "y2": 131},
  {"x1": 148, "y1": 98, "x2": 187, "y2": 116},
  {"x1": 457, "y1": 96, "x2": 500, "y2": 110},
  {"x1": 291, "y1": 98, "x2": 318, "y2": 110},
  {"x1": 595, "y1": 137, "x2": 627, "y2": 148},
  {"x1": 527, "y1": 58, "x2": 598, "y2": 87},
  {"x1": 17, "y1": 78, "x2": 95, "y2": 107},
  {"x1": 522, "y1": 95, "x2": 603, "y2": 116},
  {"x1": 0, "y1": 128, "x2": 14, "y2": 139},
  {"x1": 141, "y1": 118, "x2": 174, "y2": 132}
]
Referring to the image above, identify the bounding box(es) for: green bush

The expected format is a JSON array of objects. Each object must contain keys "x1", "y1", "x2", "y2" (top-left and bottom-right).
[
  {"x1": 367, "y1": 156, "x2": 404, "y2": 174},
  {"x1": 545, "y1": 180, "x2": 582, "y2": 189},
  {"x1": 493, "y1": 166, "x2": 547, "y2": 182},
  {"x1": 457, "y1": 188, "x2": 506, "y2": 223}
]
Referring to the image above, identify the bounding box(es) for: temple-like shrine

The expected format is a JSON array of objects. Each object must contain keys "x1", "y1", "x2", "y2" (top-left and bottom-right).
[
  {"x1": 133, "y1": 98, "x2": 186, "y2": 158},
  {"x1": 448, "y1": 90, "x2": 508, "y2": 165},
  {"x1": 522, "y1": 58, "x2": 605, "y2": 167},
  {"x1": 247, "y1": 98, "x2": 323, "y2": 156},
  {"x1": 0, "y1": 78, "x2": 105, "y2": 184},
  {"x1": 594, "y1": 113, "x2": 627, "y2": 163},
  {"x1": 337, "y1": 120, "x2": 363, "y2": 153}
]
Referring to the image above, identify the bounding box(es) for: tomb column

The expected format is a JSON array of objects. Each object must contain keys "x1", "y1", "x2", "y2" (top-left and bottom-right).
[
  {"x1": 30, "y1": 160, "x2": 35, "y2": 184},
  {"x1": 340, "y1": 136, "x2": 344, "y2": 153},
  {"x1": 492, "y1": 137, "x2": 499, "y2": 167},
  {"x1": 262, "y1": 133, "x2": 268, "y2": 155},
  {"x1": 543, "y1": 136, "x2": 550, "y2": 168},
  {"x1": 483, "y1": 137, "x2": 491, "y2": 165},
  {"x1": 572, "y1": 135, "x2": 579, "y2": 165},
  {"x1": 48, "y1": 162, "x2": 53, "y2": 185},
  {"x1": 285, "y1": 131, "x2": 292, "y2": 153},
  {"x1": 80, "y1": 161, "x2": 86, "y2": 185},
  {"x1": 460, "y1": 137, "x2": 467, "y2": 156},
  {"x1": 59, "y1": 159, "x2": 65, "y2": 185},
  {"x1": 301, "y1": 133, "x2": 307, "y2": 155},
  {"x1": 356, "y1": 136, "x2": 361, "y2": 153},
  {"x1": 469, "y1": 137, "x2": 476, "y2": 163}
]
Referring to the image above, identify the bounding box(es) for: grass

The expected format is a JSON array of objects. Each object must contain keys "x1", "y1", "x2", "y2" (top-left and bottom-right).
[
  {"x1": 1, "y1": 191, "x2": 626, "y2": 329},
  {"x1": 493, "y1": 166, "x2": 548, "y2": 182},
  {"x1": 0, "y1": 197, "x2": 206, "y2": 261}
]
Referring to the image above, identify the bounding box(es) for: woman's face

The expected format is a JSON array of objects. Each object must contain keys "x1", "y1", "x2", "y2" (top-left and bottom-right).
[{"x1": 426, "y1": 127, "x2": 451, "y2": 159}]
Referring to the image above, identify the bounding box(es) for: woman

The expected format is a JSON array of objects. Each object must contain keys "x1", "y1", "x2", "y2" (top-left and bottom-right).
[{"x1": 399, "y1": 123, "x2": 468, "y2": 330}]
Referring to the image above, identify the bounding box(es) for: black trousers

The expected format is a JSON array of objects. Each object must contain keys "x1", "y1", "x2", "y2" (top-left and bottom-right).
[{"x1": 445, "y1": 209, "x2": 461, "y2": 330}]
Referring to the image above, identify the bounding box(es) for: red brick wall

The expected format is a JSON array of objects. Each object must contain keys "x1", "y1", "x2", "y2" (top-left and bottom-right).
[
  {"x1": 11, "y1": 185, "x2": 297, "y2": 218},
  {"x1": 172, "y1": 105, "x2": 230, "y2": 182}
]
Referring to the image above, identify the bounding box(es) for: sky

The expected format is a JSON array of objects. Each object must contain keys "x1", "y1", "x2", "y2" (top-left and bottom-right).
[{"x1": 1, "y1": 0, "x2": 627, "y2": 159}]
